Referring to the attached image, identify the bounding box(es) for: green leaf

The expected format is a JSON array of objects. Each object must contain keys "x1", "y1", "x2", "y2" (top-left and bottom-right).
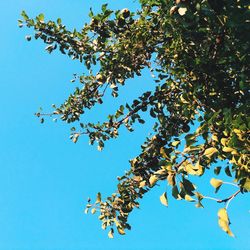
[
  {"x1": 214, "y1": 167, "x2": 222, "y2": 175},
  {"x1": 37, "y1": 13, "x2": 44, "y2": 22},
  {"x1": 172, "y1": 185, "x2": 181, "y2": 200},
  {"x1": 21, "y1": 10, "x2": 29, "y2": 20},
  {"x1": 225, "y1": 166, "x2": 232, "y2": 177}
]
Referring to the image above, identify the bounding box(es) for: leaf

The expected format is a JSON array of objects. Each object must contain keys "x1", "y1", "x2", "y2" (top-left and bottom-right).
[
  {"x1": 171, "y1": 140, "x2": 180, "y2": 147},
  {"x1": 210, "y1": 178, "x2": 223, "y2": 188},
  {"x1": 72, "y1": 133, "x2": 80, "y2": 143},
  {"x1": 220, "y1": 137, "x2": 228, "y2": 146},
  {"x1": 214, "y1": 166, "x2": 222, "y2": 175},
  {"x1": 222, "y1": 147, "x2": 235, "y2": 153},
  {"x1": 195, "y1": 201, "x2": 204, "y2": 208},
  {"x1": 160, "y1": 192, "x2": 168, "y2": 207},
  {"x1": 91, "y1": 208, "x2": 96, "y2": 214},
  {"x1": 170, "y1": 6, "x2": 178, "y2": 15},
  {"x1": 210, "y1": 178, "x2": 223, "y2": 193},
  {"x1": 108, "y1": 228, "x2": 114, "y2": 238},
  {"x1": 178, "y1": 7, "x2": 187, "y2": 16},
  {"x1": 117, "y1": 227, "x2": 126, "y2": 235},
  {"x1": 182, "y1": 178, "x2": 196, "y2": 195},
  {"x1": 25, "y1": 35, "x2": 31, "y2": 41},
  {"x1": 243, "y1": 178, "x2": 250, "y2": 191},
  {"x1": 172, "y1": 185, "x2": 181, "y2": 200},
  {"x1": 37, "y1": 13, "x2": 44, "y2": 22},
  {"x1": 218, "y1": 208, "x2": 235, "y2": 237},
  {"x1": 96, "y1": 192, "x2": 101, "y2": 203},
  {"x1": 185, "y1": 163, "x2": 197, "y2": 175},
  {"x1": 203, "y1": 147, "x2": 218, "y2": 158},
  {"x1": 149, "y1": 175, "x2": 158, "y2": 186},
  {"x1": 184, "y1": 194, "x2": 195, "y2": 202},
  {"x1": 167, "y1": 173, "x2": 176, "y2": 186},
  {"x1": 195, "y1": 192, "x2": 204, "y2": 208},
  {"x1": 225, "y1": 166, "x2": 232, "y2": 177},
  {"x1": 194, "y1": 161, "x2": 204, "y2": 176},
  {"x1": 139, "y1": 180, "x2": 146, "y2": 188}
]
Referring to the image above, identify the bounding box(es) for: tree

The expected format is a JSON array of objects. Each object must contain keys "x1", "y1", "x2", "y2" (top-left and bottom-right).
[{"x1": 20, "y1": 0, "x2": 249, "y2": 238}]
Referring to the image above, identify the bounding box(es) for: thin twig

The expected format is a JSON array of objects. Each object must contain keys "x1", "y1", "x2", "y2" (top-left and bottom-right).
[{"x1": 222, "y1": 182, "x2": 239, "y2": 188}]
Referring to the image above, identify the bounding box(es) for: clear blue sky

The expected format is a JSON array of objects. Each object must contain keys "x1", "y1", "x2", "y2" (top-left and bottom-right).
[{"x1": 0, "y1": 1, "x2": 249, "y2": 249}]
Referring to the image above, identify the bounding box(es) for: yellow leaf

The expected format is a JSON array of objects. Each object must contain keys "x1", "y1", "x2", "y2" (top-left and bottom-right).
[
  {"x1": 183, "y1": 146, "x2": 191, "y2": 153},
  {"x1": 170, "y1": 6, "x2": 178, "y2": 15},
  {"x1": 212, "y1": 134, "x2": 218, "y2": 142},
  {"x1": 184, "y1": 194, "x2": 195, "y2": 202},
  {"x1": 210, "y1": 178, "x2": 223, "y2": 189},
  {"x1": 204, "y1": 147, "x2": 218, "y2": 158},
  {"x1": 108, "y1": 229, "x2": 114, "y2": 239},
  {"x1": 155, "y1": 168, "x2": 167, "y2": 175},
  {"x1": 160, "y1": 147, "x2": 169, "y2": 159},
  {"x1": 172, "y1": 140, "x2": 180, "y2": 147},
  {"x1": 180, "y1": 95, "x2": 189, "y2": 104},
  {"x1": 218, "y1": 208, "x2": 235, "y2": 237},
  {"x1": 229, "y1": 156, "x2": 237, "y2": 164},
  {"x1": 167, "y1": 173, "x2": 176, "y2": 186},
  {"x1": 96, "y1": 192, "x2": 101, "y2": 203},
  {"x1": 178, "y1": 7, "x2": 187, "y2": 16},
  {"x1": 185, "y1": 160, "x2": 204, "y2": 176},
  {"x1": 194, "y1": 161, "x2": 204, "y2": 176},
  {"x1": 243, "y1": 178, "x2": 250, "y2": 191},
  {"x1": 231, "y1": 150, "x2": 238, "y2": 155},
  {"x1": 222, "y1": 147, "x2": 234, "y2": 153},
  {"x1": 91, "y1": 208, "x2": 96, "y2": 214},
  {"x1": 221, "y1": 138, "x2": 228, "y2": 146},
  {"x1": 233, "y1": 129, "x2": 241, "y2": 134},
  {"x1": 185, "y1": 163, "x2": 197, "y2": 175},
  {"x1": 160, "y1": 192, "x2": 168, "y2": 207},
  {"x1": 117, "y1": 227, "x2": 126, "y2": 235},
  {"x1": 149, "y1": 175, "x2": 158, "y2": 186},
  {"x1": 218, "y1": 208, "x2": 229, "y2": 223},
  {"x1": 139, "y1": 180, "x2": 146, "y2": 188}
]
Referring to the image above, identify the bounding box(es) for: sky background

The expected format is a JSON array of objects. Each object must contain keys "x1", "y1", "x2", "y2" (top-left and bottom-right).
[{"x1": 0, "y1": 1, "x2": 249, "y2": 250}]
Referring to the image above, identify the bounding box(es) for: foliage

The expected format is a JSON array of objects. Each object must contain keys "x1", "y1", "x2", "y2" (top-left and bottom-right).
[{"x1": 20, "y1": 0, "x2": 249, "y2": 237}]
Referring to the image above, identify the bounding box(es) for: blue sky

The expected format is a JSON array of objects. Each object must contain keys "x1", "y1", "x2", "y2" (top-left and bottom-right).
[{"x1": 0, "y1": 1, "x2": 249, "y2": 249}]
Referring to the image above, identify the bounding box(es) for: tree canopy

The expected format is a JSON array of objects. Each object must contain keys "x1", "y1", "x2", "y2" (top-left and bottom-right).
[{"x1": 20, "y1": 0, "x2": 249, "y2": 238}]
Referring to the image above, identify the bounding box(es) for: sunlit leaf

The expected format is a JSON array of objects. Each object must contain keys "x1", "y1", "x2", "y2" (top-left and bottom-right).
[
  {"x1": 108, "y1": 228, "x2": 114, "y2": 238},
  {"x1": 149, "y1": 175, "x2": 158, "y2": 186},
  {"x1": 160, "y1": 192, "x2": 168, "y2": 207},
  {"x1": 178, "y1": 7, "x2": 187, "y2": 16},
  {"x1": 218, "y1": 208, "x2": 235, "y2": 237},
  {"x1": 210, "y1": 178, "x2": 223, "y2": 192},
  {"x1": 204, "y1": 147, "x2": 218, "y2": 158}
]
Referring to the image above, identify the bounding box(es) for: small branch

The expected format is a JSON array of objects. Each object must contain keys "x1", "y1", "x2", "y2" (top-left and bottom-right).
[
  {"x1": 225, "y1": 190, "x2": 241, "y2": 209},
  {"x1": 203, "y1": 190, "x2": 241, "y2": 206},
  {"x1": 203, "y1": 196, "x2": 220, "y2": 202},
  {"x1": 222, "y1": 182, "x2": 239, "y2": 188}
]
